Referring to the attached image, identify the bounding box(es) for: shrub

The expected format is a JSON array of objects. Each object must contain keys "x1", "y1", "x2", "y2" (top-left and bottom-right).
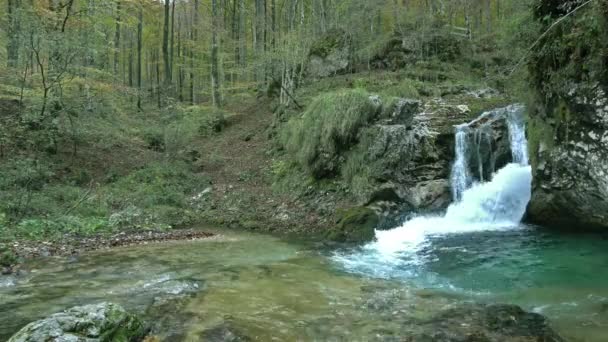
[
  {"x1": 281, "y1": 89, "x2": 379, "y2": 178},
  {"x1": 0, "y1": 244, "x2": 17, "y2": 267}
]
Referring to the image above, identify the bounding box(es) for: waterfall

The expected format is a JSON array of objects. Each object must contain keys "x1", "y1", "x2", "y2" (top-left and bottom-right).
[
  {"x1": 506, "y1": 104, "x2": 529, "y2": 165},
  {"x1": 451, "y1": 125, "x2": 470, "y2": 201},
  {"x1": 340, "y1": 104, "x2": 533, "y2": 260},
  {"x1": 450, "y1": 104, "x2": 528, "y2": 202}
]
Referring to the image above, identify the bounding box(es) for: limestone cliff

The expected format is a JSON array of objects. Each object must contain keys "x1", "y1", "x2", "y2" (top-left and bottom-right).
[{"x1": 527, "y1": 0, "x2": 608, "y2": 229}]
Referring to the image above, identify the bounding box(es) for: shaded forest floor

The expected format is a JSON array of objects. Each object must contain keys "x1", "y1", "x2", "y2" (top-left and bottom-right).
[{"x1": 194, "y1": 96, "x2": 339, "y2": 235}]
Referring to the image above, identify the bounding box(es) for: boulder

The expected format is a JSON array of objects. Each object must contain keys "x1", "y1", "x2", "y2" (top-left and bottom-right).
[
  {"x1": 326, "y1": 207, "x2": 379, "y2": 243},
  {"x1": 199, "y1": 321, "x2": 251, "y2": 342},
  {"x1": 8, "y1": 303, "x2": 147, "y2": 342},
  {"x1": 307, "y1": 29, "x2": 352, "y2": 78},
  {"x1": 402, "y1": 304, "x2": 565, "y2": 341}
]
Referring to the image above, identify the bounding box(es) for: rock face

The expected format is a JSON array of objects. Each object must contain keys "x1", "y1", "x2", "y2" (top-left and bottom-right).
[
  {"x1": 307, "y1": 29, "x2": 352, "y2": 78},
  {"x1": 362, "y1": 98, "x2": 502, "y2": 214},
  {"x1": 371, "y1": 32, "x2": 464, "y2": 70},
  {"x1": 528, "y1": 85, "x2": 608, "y2": 229},
  {"x1": 527, "y1": 0, "x2": 608, "y2": 229},
  {"x1": 8, "y1": 302, "x2": 147, "y2": 342}
]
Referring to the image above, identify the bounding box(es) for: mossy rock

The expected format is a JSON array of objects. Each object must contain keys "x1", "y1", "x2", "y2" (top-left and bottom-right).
[
  {"x1": 326, "y1": 207, "x2": 379, "y2": 243},
  {"x1": 8, "y1": 302, "x2": 148, "y2": 342}
]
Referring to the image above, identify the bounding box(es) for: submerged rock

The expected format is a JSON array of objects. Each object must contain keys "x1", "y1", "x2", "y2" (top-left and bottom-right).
[
  {"x1": 327, "y1": 207, "x2": 379, "y2": 243},
  {"x1": 8, "y1": 302, "x2": 147, "y2": 342},
  {"x1": 401, "y1": 303, "x2": 565, "y2": 342},
  {"x1": 199, "y1": 320, "x2": 251, "y2": 342}
]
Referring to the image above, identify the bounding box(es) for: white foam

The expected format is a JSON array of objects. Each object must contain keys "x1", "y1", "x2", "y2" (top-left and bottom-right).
[{"x1": 369, "y1": 163, "x2": 531, "y2": 259}]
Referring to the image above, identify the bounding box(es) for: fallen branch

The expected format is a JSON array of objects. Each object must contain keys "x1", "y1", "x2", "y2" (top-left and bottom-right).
[
  {"x1": 270, "y1": 75, "x2": 304, "y2": 110},
  {"x1": 64, "y1": 181, "x2": 95, "y2": 216}
]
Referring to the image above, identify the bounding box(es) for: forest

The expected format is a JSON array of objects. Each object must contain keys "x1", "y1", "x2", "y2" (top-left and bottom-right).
[{"x1": 1, "y1": 0, "x2": 608, "y2": 341}]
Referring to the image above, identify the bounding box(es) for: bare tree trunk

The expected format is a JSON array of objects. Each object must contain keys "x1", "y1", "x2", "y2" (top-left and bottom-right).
[
  {"x1": 170, "y1": 0, "x2": 176, "y2": 83},
  {"x1": 162, "y1": 0, "x2": 171, "y2": 88},
  {"x1": 137, "y1": 5, "x2": 143, "y2": 110},
  {"x1": 239, "y1": 0, "x2": 246, "y2": 70},
  {"x1": 177, "y1": 13, "x2": 184, "y2": 102},
  {"x1": 7, "y1": 0, "x2": 22, "y2": 68},
  {"x1": 128, "y1": 31, "x2": 133, "y2": 87},
  {"x1": 190, "y1": 0, "x2": 199, "y2": 105},
  {"x1": 156, "y1": 50, "x2": 161, "y2": 109},
  {"x1": 211, "y1": 0, "x2": 222, "y2": 107},
  {"x1": 485, "y1": 0, "x2": 492, "y2": 33},
  {"x1": 114, "y1": 0, "x2": 121, "y2": 75}
]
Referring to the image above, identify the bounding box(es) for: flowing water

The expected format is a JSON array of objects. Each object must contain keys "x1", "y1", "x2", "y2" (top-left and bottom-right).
[{"x1": 1, "y1": 105, "x2": 608, "y2": 341}]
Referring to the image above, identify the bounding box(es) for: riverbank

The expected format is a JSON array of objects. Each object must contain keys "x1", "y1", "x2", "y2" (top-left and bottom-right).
[{"x1": 1, "y1": 228, "x2": 214, "y2": 275}]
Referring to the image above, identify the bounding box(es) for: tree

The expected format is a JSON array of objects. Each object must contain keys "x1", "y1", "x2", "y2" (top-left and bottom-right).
[
  {"x1": 137, "y1": 2, "x2": 143, "y2": 110},
  {"x1": 211, "y1": 0, "x2": 222, "y2": 107},
  {"x1": 7, "y1": 0, "x2": 22, "y2": 68},
  {"x1": 114, "y1": 0, "x2": 121, "y2": 75},
  {"x1": 162, "y1": 0, "x2": 171, "y2": 87}
]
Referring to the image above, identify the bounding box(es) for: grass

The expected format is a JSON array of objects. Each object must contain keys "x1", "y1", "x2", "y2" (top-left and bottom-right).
[
  {"x1": 280, "y1": 88, "x2": 379, "y2": 178},
  {"x1": 0, "y1": 75, "x2": 224, "y2": 242}
]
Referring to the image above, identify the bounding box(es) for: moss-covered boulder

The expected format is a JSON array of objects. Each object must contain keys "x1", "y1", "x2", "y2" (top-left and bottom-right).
[
  {"x1": 308, "y1": 29, "x2": 352, "y2": 78},
  {"x1": 527, "y1": 0, "x2": 608, "y2": 229},
  {"x1": 280, "y1": 89, "x2": 381, "y2": 178},
  {"x1": 326, "y1": 207, "x2": 379, "y2": 243},
  {"x1": 8, "y1": 302, "x2": 148, "y2": 342}
]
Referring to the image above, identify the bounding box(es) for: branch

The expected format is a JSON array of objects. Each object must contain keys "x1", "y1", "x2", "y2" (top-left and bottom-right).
[
  {"x1": 508, "y1": 0, "x2": 595, "y2": 77},
  {"x1": 270, "y1": 75, "x2": 303, "y2": 110}
]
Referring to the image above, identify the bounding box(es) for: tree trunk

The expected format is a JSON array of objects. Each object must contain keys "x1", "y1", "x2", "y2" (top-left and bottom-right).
[
  {"x1": 137, "y1": 5, "x2": 143, "y2": 110},
  {"x1": 7, "y1": 0, "x2": 21, "y2": 68},
  {"x1": 114, "y1": 0, "x2": 121, "y2": 75},
  {"x1": 170, "y1": 0, "x2": 176, "y2": 83},
  {"x1": 211, "y1": 0, "x2": 222, "y2": 107},
  {"x1": 177, "y1": 12, "x2": 184, "y2": 102},
  {"x1": 162, "y1": 0, "x2": 171, "y2": 88},
  {"x1": 128, "y1": 44, "x2": 133, "y2": 87},
  {"x1": 239, "y1": 0, "x2": 246, "y2": 69},
  {"x1": 190, "y1": 0, "x2": 199, "y2": 105}
]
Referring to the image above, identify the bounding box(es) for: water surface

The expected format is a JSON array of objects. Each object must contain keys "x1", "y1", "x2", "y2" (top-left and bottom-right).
[{"x1": 0, "y1": 228, "x2": 607, "y2": 341}]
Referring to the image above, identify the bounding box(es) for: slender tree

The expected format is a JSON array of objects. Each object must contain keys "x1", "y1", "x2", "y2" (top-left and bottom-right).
[
  {"x1": 162, "y1": 0, "x2": 171, "y2": 87},
  {"x1": 137, "y1": 3, "x2": 143, "y2": 110},
  {"x1": 211, "y1": 0, "x2": 222, "y2": 107},
  {"x1": 114, "y1": 0, "x2": 121, "y2": 75}
]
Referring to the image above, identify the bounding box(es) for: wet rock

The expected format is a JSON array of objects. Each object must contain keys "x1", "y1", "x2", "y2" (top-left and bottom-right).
[
  {"x1": 404, "y1": 179, "x2": 451, "y2": 212},
  {"x1": 200, "y1": 321, "x2": 251, "y2": 342},
  {"x1": 527, "y1": 1, "x2": 608, "y2": 230},
  {"x1": 327, "y1": 207, "x2": 379, "y2": 243},
  {"x1": 8, "y1": 302, "x2": 148, "y2": 342},
  {"x1": 400, "y1": 304, "x2": 564, "y2": 342},
  {"x1": 528, "y1": 84, "x2": 608, "y2": 229}
]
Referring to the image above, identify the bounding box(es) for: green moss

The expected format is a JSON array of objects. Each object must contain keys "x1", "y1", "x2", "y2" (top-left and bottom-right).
[
  {"x1": 326, "y1": 207, "x2": 379, "y2": 243},
  {"x1": 309, "y1": 29, "x2": 349, "y2": 58},
  {"x1": 526, "y1": 107, "x2": 557, "y2": 169}
]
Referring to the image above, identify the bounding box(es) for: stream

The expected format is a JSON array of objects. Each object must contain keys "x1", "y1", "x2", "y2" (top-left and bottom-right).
[
  {"x1": 1, "y1": 229, "x2": 607, "y2": 341},
  {"x1": 1, "y1": 105, "x2": 608, "y2": 341}
]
